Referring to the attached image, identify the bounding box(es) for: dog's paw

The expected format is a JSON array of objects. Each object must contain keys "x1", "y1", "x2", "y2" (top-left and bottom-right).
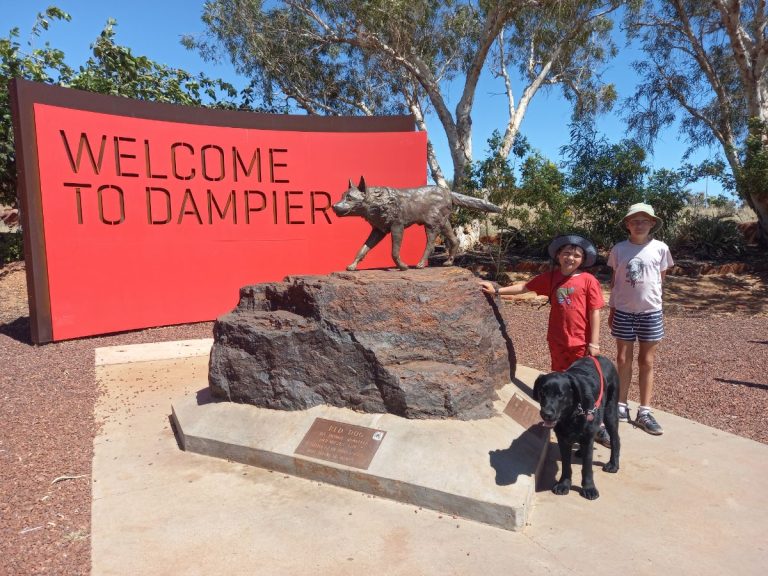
[
  {"x1": 552, "y1": 481, "x2": 571, "y2": 496},
  {"x1": 415, "y1": 262, "x2": 427, "y2": 269},
  {"x1": 396, "y1": 264, "x2": 409, "y2": 271},
  {"x1": 442, "y1": 259, "x2": 454, "y2": 266},
  {"x1": 346, "y1": 264, "x2": 358, "y2": 271},
  {"x1": 581, "y1": 486, "x2": 600, "y2": 500},
  {"x1": 602, "y1": 462, "x2": 619, "y2": 473}
]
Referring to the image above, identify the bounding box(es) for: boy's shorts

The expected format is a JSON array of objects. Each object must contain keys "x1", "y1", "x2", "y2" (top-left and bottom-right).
[
  {"x1": 549, "y1": 344, "x2": 588, "y2": 372},
  {"x1": 611, "y1": 309, "x2": 664, "y2": 342}
]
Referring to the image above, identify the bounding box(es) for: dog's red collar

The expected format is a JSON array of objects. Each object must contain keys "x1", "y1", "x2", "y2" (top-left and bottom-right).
[{"x1": 575, "y1": 356, "x2": 605, "y2": 422}]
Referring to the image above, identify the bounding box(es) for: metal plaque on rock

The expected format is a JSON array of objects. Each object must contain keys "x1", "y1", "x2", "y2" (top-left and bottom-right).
[
  {"x1": 294, "y1": 418, "x2": 387, "y2": 470},
  {"x1": 504, "y1": 393, "x2": 544, "y2": 429}
]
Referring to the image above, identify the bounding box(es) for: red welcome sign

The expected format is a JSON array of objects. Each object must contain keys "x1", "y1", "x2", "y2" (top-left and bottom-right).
[{"x1": 10, "y1": 81, "x2": 426, "y2": 342}]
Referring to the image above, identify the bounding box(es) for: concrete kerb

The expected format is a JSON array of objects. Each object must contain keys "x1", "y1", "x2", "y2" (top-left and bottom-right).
[
  {"x1": 94, "y1": 338, "x2": 214, "y2": 366},
  {"x1": 171, "y1": 381, "x2": 548, "y2": 531}
]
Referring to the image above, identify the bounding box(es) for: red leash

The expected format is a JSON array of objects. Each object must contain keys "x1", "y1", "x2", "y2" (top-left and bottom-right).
[{"x1": 585, "y1": 355, "x2": 605, "y2": 422}]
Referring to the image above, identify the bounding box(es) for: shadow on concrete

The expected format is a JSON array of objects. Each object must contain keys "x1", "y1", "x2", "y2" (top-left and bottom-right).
[
  {"x1": 535, "y1": 442, "x2": 560, "y2": 492},
  {"x1": 537, "y1": 442, "x2": 619, "y2": 496},
  {"x1": 168, "y1": 414, "x2": 183, "y2": 450},
  {"x1": 512, "y1": 376, "x2": 534, "y2": 399},
  {"x1": 195, "y1": 387, "x2": 215, "y2": 405},
  {"x1": 169, "y1": 387, "x2": 217, "y2": 450},
  {"x1": 489, "y1": 425, "x2": 552, "y2": 488}
]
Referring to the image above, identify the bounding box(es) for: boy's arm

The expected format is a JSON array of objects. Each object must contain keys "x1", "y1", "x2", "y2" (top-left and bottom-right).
[
  {"x1": 499, "y1": 282, "x2": 530, "y2": 296},
  {"x1": 588, "y1": 306, "x2": 601, "y2": 355},
  {"x1": 479, "y1": 281, "x2": 530, "y2": 296}
]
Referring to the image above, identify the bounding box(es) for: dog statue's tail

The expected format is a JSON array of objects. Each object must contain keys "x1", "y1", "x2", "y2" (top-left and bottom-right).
[{"x1": 450, "y1": 192, "x2": 502, "y2": 213}]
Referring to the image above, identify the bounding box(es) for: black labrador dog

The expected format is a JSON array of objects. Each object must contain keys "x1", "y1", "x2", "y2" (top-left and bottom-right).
[{"x1": 533, "y1": 355, "x2": 620, "y2": 500}]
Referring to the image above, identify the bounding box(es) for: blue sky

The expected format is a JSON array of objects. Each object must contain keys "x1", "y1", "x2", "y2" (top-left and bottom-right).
[{"x1": 4, "y1": 0, "x2": 726, "y2": 198}]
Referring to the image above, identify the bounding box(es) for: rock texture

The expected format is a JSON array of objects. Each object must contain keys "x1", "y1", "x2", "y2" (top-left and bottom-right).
[{"x1": 208, "y1": 267, "x2": 516, "y2": 419}]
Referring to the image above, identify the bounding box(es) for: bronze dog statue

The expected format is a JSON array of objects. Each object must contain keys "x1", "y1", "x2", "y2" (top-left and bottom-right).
[{"x1": 332, "y1": 176, "x2": 502, "y2": 271}]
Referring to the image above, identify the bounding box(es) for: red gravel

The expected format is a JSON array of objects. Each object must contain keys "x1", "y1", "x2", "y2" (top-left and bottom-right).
[
  {"x1": 502, "y1": 302, "x2": 768, "y2": 443},
  {"x1": 1, "y1": 262, "x2": 766, "y2": 575}
]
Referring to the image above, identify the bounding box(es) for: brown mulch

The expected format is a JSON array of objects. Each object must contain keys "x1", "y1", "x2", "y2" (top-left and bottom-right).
[{"x1": 1, "y1": 261, "x2": 767, "y2": 575}]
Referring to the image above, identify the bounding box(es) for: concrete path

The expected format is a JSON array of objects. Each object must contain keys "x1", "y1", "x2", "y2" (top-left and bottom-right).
[{"x1": 92, "y1": 341, "x2": 768, "y2": 576}]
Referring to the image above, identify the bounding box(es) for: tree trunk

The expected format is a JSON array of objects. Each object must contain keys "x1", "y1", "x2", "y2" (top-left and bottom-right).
[
  {"x1": 713, "y1": 0, "x2": 768, "y2": 244},
  {"x1": 746, "y1": 192, "x2": 768, "y2": 245},
  {"x1": 752, "y1": 98, "x2": 768, "y2": 245},
  {"x1": 736, "y1": 118, "x2": 768, "y2": 246},
  {"x1": 455, "y1": 220, "x2": 481, "y2": 251}
]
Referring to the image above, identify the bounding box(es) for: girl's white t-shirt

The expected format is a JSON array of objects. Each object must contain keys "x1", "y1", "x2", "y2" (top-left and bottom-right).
[{"x1": 607, "y1": 239, "x2": 674, "y2": 313}]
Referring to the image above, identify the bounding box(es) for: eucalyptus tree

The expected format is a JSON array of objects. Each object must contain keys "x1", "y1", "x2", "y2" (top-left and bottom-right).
[
  {"x1": 626, "y1": 0, "x2": 768, "y2": 243},
  {"x1": 67, "y1": 20, "x2": 243, "y2": 108},
  {"x1": 187, "y1": 0, "x2": 622, "y2": 189}
]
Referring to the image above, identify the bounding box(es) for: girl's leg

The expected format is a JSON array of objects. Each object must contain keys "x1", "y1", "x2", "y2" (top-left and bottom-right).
[
  {"x1": 637, "y1": 340, "x2": 660, "y2": 407},
  {"x1": 615, "y1": 339, "x2": 634, "y2": 404}
]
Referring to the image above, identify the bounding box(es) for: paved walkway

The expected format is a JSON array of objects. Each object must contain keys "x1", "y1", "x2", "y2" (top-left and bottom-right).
[{"x1": 92, "y1": 341, "x2": 768, "y2": 575}]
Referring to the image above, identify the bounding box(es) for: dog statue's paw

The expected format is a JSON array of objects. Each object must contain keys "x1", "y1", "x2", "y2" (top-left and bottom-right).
[
  {"x1": 415, "y1": 261, "x2": 427, "y2": 269},
  {"x1": 552, "y1": 480, "x2": 571, "y2": 496},
  {"x1": 581, "y1": 486, "x2": 600, "y2": 500},
  {"x1": 346, "y1": 264, "x2": 358, "y2": 271},
  {"x1": 602, "y1": 462, "x2": 619, "y2": 473},
  {"x1": 396, "y1": 264, "x2": 409, "y2": 271},
  {"x1": 442, "y1": 258, "x2": 454, "y2": 266}
]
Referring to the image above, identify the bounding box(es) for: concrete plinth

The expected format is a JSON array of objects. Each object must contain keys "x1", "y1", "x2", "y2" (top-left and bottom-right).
[{"x1": 171, "y1": 373, "x2": 549, "y2": 531}]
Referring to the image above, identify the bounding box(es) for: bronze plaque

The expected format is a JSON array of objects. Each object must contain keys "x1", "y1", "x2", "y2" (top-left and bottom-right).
[
  {"x1": 503, "y1": 393, "x2": 543, "y2": 429},
  {"x1": 294, "y1": 418, "x2": 387, "y2": 470}
]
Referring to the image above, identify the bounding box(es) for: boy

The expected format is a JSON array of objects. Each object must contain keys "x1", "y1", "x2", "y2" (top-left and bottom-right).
[
  {"x1": 480, "y1": 234, "x2": 610, "y2": 446},
  {"x1": 480, "y1": 234, "x2": 604, "y2": 371}
]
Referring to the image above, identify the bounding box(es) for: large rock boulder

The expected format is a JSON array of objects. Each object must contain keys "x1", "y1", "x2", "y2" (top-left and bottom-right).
[{"x1": 208, "y1": 267, "x2": 515, "y2": 419}]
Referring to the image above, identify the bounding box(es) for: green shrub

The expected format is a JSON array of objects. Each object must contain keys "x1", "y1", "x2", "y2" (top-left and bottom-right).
[
  {"x1": 669, "y1": 214, "x2": 746, "y2": 259},
  {"x1": 0, "y1": 230, "x2": 23, "y2": 265}
]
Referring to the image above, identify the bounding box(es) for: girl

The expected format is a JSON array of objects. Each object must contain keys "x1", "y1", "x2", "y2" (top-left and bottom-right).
[{"x1": 608, "y1": 203, "x2": 674, "y2": 436}]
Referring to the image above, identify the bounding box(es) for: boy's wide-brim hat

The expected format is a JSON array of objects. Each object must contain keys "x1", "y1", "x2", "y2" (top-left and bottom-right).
[
  {"x1": 547, "y1": 235, "x2": 598, "y2": 268},
  {"x1": 621, "y1": 202, "x2": 663, "y2": 233}
]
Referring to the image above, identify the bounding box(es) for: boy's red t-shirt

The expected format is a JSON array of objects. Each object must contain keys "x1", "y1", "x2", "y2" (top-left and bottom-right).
[{"x1": 525, "y1": 270, "x2": 605, "y2": 349}]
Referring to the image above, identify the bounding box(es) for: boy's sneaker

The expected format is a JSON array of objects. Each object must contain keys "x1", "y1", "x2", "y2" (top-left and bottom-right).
[
  {"x1": 635, "y1": 410, "x2": 663, "y2": 435},
  {"x1": 595, "y1": 426, "x2": 611, "y2": 448},
  {"x1": 618, "y1": 404, "x2": 630, "y2": 423}
]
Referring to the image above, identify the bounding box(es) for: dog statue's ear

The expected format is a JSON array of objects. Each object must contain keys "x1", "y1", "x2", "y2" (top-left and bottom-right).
[
  {"x1": 358, "y1": 175, "x2": 366, "y2": 192},
  {"x1": 348, "y1": 178, "x2": 354, "y2": 189}
]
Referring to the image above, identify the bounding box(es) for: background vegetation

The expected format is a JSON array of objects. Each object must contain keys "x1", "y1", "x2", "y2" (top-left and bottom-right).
[
  {"x1": 461, "y1": 127, "x2": 749, "y2": 280},
  {"x1": 0, "y1": 5, "x2": 759, "y2": 267}
]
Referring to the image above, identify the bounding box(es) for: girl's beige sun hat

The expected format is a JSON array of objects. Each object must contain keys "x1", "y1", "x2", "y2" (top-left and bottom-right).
[{"x1": 621, "y1": 202, "x2": 663, "y2": 233}]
